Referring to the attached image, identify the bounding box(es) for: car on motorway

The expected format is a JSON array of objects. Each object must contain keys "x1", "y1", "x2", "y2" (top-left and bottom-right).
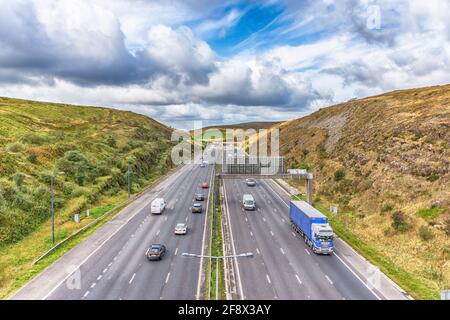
[
  {"x1": 174, "y1": 223, "x2": 187, "y2": 235},
  {"x1": 200, "y1": 162, "x2": 206, "y2": 167},
  {"x1": 195, "y1": 193, "x2": 205, "y2": 201},
  {"x1": 246, "y1": 178, "x2": 256, "y2": 187},
  {"x1": 150, "y1": 198, "x2": 166, "y2": 215},
  {"x1": 243, "y1": 194, "x2": 256, "y2": 210},
  {"x1": 201, "y1": 182, "x2": 209, "y2": 189},
  {"x1": 192, "y1": 203, "x2": 203, "y2": 213},
  {"x1": 146, "y1": 244, "x2": 166, "y2": 261}
]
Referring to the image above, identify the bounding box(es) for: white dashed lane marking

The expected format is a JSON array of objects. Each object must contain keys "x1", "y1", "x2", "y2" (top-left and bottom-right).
[
  {"x1": 295, "y1": 274, "x2": 302, "y2": 285},
  {"x1": 129, "y1": 273, "x2": 136, "y2": 284}
]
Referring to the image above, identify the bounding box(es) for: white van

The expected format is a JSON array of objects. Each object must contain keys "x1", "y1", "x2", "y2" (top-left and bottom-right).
[
  {"x1": 150, "y1": 198, "x2": 166, "y2": 215},
  {"x1": 242, "y1": 194, "x2": 256, "y2": 211}
]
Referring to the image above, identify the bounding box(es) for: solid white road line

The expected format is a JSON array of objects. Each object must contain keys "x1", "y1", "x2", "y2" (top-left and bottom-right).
[
  {"x1": 129, "y1": 273, "x2": 136, "y2": 284},
  {"x1": 334, "y1": 252, "x2": 382, "y2": 300}
]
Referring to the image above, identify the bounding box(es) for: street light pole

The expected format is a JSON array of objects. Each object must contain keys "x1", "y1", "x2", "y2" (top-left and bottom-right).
[
  {"x1": 50, "y1": 171, "x2": 64, "y2": 244},
  {"x1": 127, "y1": 162, "x2": 131, "y2": 198},
  {"x1": 51, "y1": 175, "x2": 55, "y2": 244}
]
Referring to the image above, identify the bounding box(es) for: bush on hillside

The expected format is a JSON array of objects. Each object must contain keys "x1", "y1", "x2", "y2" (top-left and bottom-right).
[
  {"x1": 12, "y1": 173, "x2": 25, "y2": 187},
  {"x1": 106, "y1": 135, "x2": 117, "y2": 148},
  {"x1": 419, "y1": 225, "x2": 434, "y2": 241},
  {"x1": 391, "y1": 211, "x2": 410, "y2": 232},
  {"x1": 334, "y1": 170, "x2": 346, "y2": 181},
  {"x1": 8, "y1": 143, "x2": 24, "y2": 153},
  {"x1": 27, "y1": 152, "x2": 38, "y2": 164},
  {"x1": 22, "y1": 133, "x2": 45, "y2": 145}
]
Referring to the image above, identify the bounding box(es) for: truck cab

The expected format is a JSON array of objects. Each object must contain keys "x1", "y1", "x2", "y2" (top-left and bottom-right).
[
  {"x1": 311, "y1": 224, "x2": 334, "y2": 254},
  {"x1": 289, "y1": 200, "x2": 334, "y2": 255}
]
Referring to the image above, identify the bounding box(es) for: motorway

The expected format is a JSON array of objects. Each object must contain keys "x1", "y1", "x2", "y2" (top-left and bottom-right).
[
  {"x1": 43, "y1": 163, "x2": 213, "y2": 300},
  {"x1": 223, "y1": 178, "x2": 380, "y2": 300}
]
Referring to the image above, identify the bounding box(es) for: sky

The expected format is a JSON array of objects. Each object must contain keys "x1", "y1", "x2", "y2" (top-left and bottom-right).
[{"x1": 0, "y1": 0, "x2": 449, "y2": 129}]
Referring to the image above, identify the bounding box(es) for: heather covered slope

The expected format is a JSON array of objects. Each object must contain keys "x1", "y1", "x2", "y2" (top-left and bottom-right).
[{"x1": 251, "y1": 84, "x2": 450, "y2": 298}]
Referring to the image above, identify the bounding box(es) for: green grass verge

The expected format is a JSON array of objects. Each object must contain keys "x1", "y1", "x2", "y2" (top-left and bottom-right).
[
  {"x1": 203, "y1": 168, "x2": 225, "y2": 300},
  {"x1": 291, "y1": 194, "x2": 439, "y2": 300}
]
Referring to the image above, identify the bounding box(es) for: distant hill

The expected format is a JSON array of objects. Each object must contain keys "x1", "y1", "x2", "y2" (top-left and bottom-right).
[
  {"x1": 0, "y1": 97, "x2": 174, "y2": 247},
  {"x1": 203, "y1": 121, "x2": 281, "y2": 131},
  {"x1": 249, "y1": 84, "x2": 450, "y2": 298}
]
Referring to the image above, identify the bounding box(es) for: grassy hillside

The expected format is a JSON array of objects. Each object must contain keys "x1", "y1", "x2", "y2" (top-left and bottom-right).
[
  {"x1": 251, "y1": 85, "x2": 450, "y2": 299},
  {"x1": 0, "y1": 97, "x2": 174, "y2": 247}
]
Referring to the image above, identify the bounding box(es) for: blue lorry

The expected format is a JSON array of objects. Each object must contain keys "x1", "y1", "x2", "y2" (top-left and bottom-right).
[{"x1": 289, "y1": 200, "x2": 334, "y2": 254}]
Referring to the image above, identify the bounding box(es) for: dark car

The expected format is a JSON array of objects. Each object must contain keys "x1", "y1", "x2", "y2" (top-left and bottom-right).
[
  {"x1": 146, "y1": 244, "x2": 166, "y2": 261},
  {"x1": 246, "y1": 178, "x2": 256, "y2": 187},
  {"x1": 195, "y1": 193, "x2": 205, "y2": 201},
  {"x1": 192, "y1": 203, "x2": 203, "y2": 213},
  {"x1": 201, "y1": 182, "x2": 209, "y2": 189}
]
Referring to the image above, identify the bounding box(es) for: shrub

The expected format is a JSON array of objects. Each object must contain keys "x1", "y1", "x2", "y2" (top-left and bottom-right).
[
  {"x1": 28, "y1": 152, "x2": 38, "y2": 164},
  {"x1": 106, "y1": 135, "x2": 117, "y2": 148},
  {"x1": 381, "y1": 203, "x2": 394, "y2": 213},
  {"x1": 22, "y1": 133, "x2": 45, "y2": 145},
  {"x1": 8, "y1": 143, "x2": 23, "y2": 153},
  {"x1": 334, "y1": 170, "x2": 346, "y2": 181},
  {"x1": 392, "y1": 211, "x2": 410, "y2": 231},
  {"x1": 419, "y1": 225, "x2": 434, "y2": 241},
  {"x1": 12, "y1": 173, "x2": 25, "y2": 187}
]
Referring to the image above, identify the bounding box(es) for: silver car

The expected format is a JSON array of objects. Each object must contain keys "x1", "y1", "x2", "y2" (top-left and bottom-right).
[{"x1": 174, "y1": 223, "x2": 187, "y2": 235}]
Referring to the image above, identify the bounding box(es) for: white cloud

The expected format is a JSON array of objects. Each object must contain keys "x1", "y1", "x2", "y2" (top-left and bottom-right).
[{"x1": 0, "y1": 0, "x2": 449, "y2": 128}]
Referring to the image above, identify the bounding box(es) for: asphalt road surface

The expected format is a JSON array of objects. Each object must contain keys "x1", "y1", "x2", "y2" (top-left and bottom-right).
[
  {"x1": 46, "y1": 163, "x2": 213, "y2": 300},
  {"x1": 223, "y1": 178, "x2": 379, "y2": 300}
]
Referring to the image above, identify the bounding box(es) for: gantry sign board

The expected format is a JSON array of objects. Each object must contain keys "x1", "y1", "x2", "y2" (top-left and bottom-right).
[{"x1": 222, "y1": 156, "x2": 285, "y2": 175}]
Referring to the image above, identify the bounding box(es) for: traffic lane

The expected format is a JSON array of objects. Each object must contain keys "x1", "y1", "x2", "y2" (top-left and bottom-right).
[
  {"x1": 223, "y1": 180, "x2": 278, "y2": 300},
  {"x1": 48, "y1": 164, "x2": 198, "y2": 299},
  {"x1": 102, "y1": 164, "x2": 206, "y2": 300},
  {"x1": 253, "y1": 180, "x2": 345, "y2": 300},
  {"x1": 260, "y1": 179, "x2": 378, "y2": 300},
  {"x1": 233, "y1": 180, "x2": 308, "y2": 299},
  {"x1": 161, "y1": 164, "x2": 214, "y2": 299}
]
